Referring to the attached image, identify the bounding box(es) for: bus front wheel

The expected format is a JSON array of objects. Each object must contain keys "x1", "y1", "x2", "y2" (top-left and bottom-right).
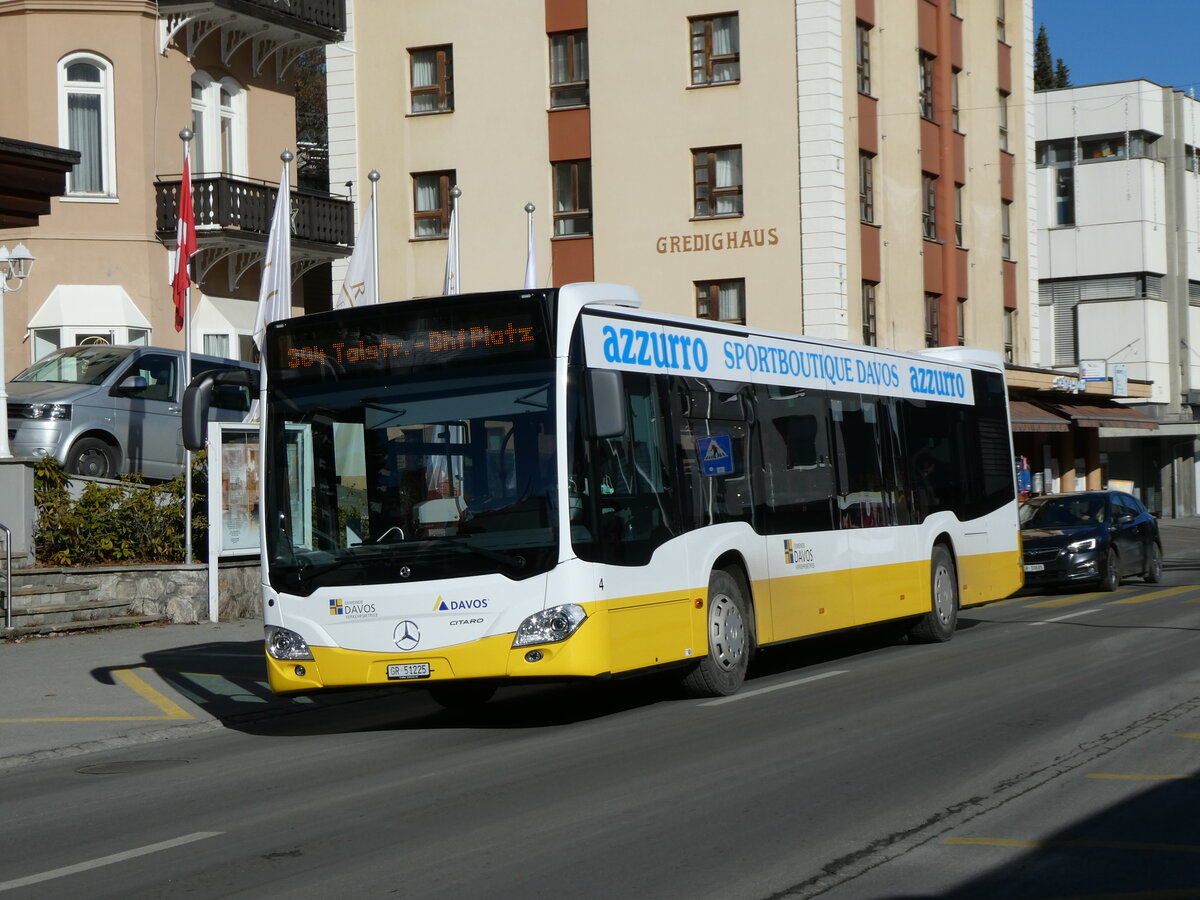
[
  {"x1": 908, "y1": 544, "x2": 958, "y2": 643},
  {"x1": 683, "y1": 568, "x2": 751, "y2": 697}
]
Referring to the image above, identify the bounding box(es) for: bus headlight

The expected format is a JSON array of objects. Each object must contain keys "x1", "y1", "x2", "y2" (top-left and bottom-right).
[
  {"x1": 265, "y1": 625, "x2": 314, "y2": 660},
  {"x1": 512, "y1": 604, "x2": 587, "y2": 648}
]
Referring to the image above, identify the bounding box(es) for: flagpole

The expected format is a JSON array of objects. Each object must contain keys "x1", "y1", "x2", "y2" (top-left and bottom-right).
[
  {"x1": 368, "y1": 169, "x2": 380, "y2": 304},
  {"x1": 179, "y1": 127, "x2": 195, "y2": 566},
  {"x1": 524, "y1": 202, "x2": 537, "y2": 289}
]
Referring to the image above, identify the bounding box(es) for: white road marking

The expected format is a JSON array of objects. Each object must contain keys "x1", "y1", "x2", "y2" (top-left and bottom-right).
[
  {"x1": 0, "y1": 831, "x2": 223, "y2": 892},
  {"x1": 1027, "y1": 608, "x2": 1102, "y2": 626},
  {"x1": 701, "y1": 670, "x2": 850, "y2": 706}
]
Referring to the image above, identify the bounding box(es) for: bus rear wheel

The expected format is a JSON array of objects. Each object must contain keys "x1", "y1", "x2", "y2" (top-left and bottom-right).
[
  {"x1": 908, "y1": 544, "x2": 958, "y2": 643},
  {"x1": 683, "y1": 568, "x2": 751, "y2": 697}
]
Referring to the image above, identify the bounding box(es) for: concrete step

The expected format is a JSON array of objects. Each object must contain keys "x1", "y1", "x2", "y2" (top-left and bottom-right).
[{"x1": 1, "y1": 613, "x2": 167, "y2": 640}]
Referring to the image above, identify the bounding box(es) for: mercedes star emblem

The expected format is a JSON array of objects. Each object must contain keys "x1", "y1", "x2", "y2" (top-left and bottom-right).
[{"x1": 393, "y1": 620, "x2": 421, "y2": 651}]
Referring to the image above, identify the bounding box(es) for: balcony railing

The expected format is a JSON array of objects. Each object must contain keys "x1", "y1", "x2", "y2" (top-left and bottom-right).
[
  {"x1": 155, "y1": 175, "x2": 354, "y2": 250},
  {"x1": 158, "y1": 0, "x2": 345, "y2": 39}
]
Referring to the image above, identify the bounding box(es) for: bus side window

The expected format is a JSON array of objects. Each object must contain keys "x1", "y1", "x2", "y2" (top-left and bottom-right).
[
  {"x1": 589, "y1": 373, "x2": 677, "y2": 566},
  {"x1": 756, "y1": 385, "x2": 836, "y2": 533}
]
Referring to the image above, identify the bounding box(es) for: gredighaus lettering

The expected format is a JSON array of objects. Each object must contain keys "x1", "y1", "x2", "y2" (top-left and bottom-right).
[{"x1": 656, "y1": 227, "x2": 779, "y2": 254}]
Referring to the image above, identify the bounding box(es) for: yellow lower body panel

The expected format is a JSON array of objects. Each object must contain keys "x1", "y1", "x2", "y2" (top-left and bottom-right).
[{"x1": 267, "y1": 590, "x2": 708, "y2": 695}]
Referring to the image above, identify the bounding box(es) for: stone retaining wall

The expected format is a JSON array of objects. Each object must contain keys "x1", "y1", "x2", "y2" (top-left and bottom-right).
[{"x1": 63, "y1": 559, "x2": 262, "y2": 623}]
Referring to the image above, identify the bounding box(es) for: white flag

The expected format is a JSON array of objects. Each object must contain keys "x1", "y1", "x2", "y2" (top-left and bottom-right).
[
  {"x1": 336, "y1": 191, "x2": 377, "y2": 309},
  {"x1": 443, "y1": 195, "x2": 459, "y2": 295},
  {"x1": 524, "y1": 208, "x2": 537, "y2": 290},
  {"x1": 252, "y1": 160, "x2": 292, "y2": 353}
]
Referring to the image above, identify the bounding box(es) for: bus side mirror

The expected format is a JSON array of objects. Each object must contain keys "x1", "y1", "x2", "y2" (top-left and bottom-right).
[
  {"x1": 182, "y1": 368, "x2": 259, "y2": 451},
  {"x1": 586, "y1": 369, "x2": 626, "y2": 439}
]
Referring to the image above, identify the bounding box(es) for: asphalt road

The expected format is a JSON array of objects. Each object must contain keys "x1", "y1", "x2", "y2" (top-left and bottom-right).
[{"x1": 1, "y1": 524, "x2": 1199, "y2": 899}]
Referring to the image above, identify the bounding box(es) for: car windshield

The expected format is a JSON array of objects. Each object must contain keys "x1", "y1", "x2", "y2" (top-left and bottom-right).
[
  {"x1": 12, "y1": 346, "x2": 133, "y2": 386},
  {"x1": 1020, "y1": 495, "x2": 1106, "y2": 528},
  {"x1": 264, "y1": 363, "x2": 559, "y2": 595}
]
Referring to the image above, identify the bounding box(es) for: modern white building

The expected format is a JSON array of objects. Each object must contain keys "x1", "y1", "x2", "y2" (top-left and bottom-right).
[{"x1": 1036, "y1": 79, "x2": 1200, "y2": 515}]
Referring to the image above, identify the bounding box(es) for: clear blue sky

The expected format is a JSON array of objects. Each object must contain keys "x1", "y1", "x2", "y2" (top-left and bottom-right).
[{"x1": 1034, "y1": 0, "x2": 1200, "y2": 93}]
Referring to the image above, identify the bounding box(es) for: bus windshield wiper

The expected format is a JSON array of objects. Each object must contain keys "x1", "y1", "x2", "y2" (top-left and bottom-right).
[{"x1": 418, "y1": 536, "x2": 528, "y2": 571}]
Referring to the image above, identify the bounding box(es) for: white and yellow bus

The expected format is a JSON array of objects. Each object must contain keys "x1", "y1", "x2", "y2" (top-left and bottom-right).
[{"x1": 185, "y1": 283, "x2": 1023, "y2": 703}]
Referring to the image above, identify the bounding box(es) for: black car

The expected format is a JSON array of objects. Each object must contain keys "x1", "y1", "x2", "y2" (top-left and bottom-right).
[{"x1": 1019, "y1": 490, "x2": 1163, "y2": 591}]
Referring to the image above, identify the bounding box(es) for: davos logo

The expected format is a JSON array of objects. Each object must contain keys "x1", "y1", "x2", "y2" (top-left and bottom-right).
[
  {"x1": 329, "y1": 599, "x2": 377, "y2": 617},
  {"x1": 433, "y1": 596, "x2": 489, "y2": 612},
  {"x1": 600, "y1": 324, "x2": 709, "y2": 373}
]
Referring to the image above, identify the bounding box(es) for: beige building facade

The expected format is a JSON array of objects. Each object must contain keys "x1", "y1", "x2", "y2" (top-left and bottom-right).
[
  {"x1": 329, "y1": 0, "x2": 1035, "y2": 362},
  {"x1": 0, "y1": 0, "x2": 351, "y2": 376}
]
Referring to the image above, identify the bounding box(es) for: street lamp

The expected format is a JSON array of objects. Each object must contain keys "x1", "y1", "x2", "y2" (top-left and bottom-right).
[{"x1": 0, "y1": 242, "x2": 36, "y2": 459}]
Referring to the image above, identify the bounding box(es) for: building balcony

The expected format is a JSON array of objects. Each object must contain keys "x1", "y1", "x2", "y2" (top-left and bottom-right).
[
  {"x1": 155, "y1": 174, "x2": 354, "y2": 289},
  {"x1": 158, "y1": 0, "x2": 346, "y2": 75}
]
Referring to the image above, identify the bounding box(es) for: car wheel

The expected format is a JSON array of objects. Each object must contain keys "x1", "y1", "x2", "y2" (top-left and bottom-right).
[
  {"x1": 66, "y1": 437, "x2": 118, "y2": 479},
  {"x1": 682, "y1": 568, "x2": 752, "y2": 697},
  {"x1": 1143, "y1": 542, "x2": 1163, "y2": 584},
  {"x1": 1098, "y1": 549, "x2": 1120, "y2": 592},
  {"x1": 908, "y1": 543, "x2": 959, "y2": 643}
]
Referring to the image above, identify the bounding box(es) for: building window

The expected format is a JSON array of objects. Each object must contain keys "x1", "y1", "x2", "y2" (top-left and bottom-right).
[
  {"x1": 957, "y1": 299, "x2": 966, "y2": 346},
  {"x1": 191, "y1": 72, "x2": 246, "y2": 177},
  {"x1": 925, "y1": 293, "x2": 941, "y2": 347},
  {"x1": 410, "y1": 45, "x2": 453, "y2": 114},
  {"x1": 955, "y1": 184, "x2": 965, "y2": 247},
  {"x1": 859, "y1": 152, "x2": 875, "y2": 224},
  {"x1": 412, "y1": 170, "x2": 456, "y2": 237},
  {"x1": 553, "y1": 160, "x2": 592, "y2": 236},
  {"x1": 862, "y1": 282, "x2": 878, "y2": 346},
  {"x1": 696, "y1": 279, "x2": 746, "y2": 324},
  {"x1": 59, "y1": 53, "x2": 115, "y2": 196},
  {"x1": 693, "y1": 146, "x2": 743, "y2": 218},
  {"x1": 951, "y1": 69, "x2": 961, "y2": 131},
  {"x1": 690, "y1": 14, "x2": 740, "y2": 85},
  {"x1": 999, "y1": 92, "x2": 1010, "y2": 152},
  {"x1": 856, "y1": 22, "x2": 872, "y2": 95},
  {"x1": 1003, "y1": 309, "x2": 1016, "y2": 363},
  {"x1": 550, "y1": 31, "x2": 589, "y2": 107},
  {"x1": 919, "y1": 52, "x2": 935, "y2": 120},
  {"x1": 1055, "y1": 168, "x2": 1075, "y2": 226},
  {"x1": 1001, "y1": 200, "x2": 1013, "y2": 259},
  {"x1": 997, "y1": 0, "x2": 1007, "y2": 42},
  {"x1": 922, "y1": 173, "x2": 938, "y2": 239}
]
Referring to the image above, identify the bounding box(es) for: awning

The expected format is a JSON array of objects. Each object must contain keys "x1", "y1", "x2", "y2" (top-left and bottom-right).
[
  {"x1": 1009, "y1": 400, "x2": 1070, "y2": 433},
  {"x1": 28, "y1": 285, "x2": 151, "y2": 330},
  {"x1": 1042, "y1": 400, "x2": 1159, "y2": 431}
]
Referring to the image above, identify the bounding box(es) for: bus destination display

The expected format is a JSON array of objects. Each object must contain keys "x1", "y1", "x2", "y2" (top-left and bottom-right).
[{"x1": 269, "y1": 299, "x2": 551, "y2": 383}]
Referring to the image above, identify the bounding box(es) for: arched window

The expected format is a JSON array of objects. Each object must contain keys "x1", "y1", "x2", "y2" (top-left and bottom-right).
[
  {"x1": 58, "y1": 53, "x2": 116, "y2": 196},
  {"x1": 191, "y1": 72, "x2": 246, "y2": 176}
]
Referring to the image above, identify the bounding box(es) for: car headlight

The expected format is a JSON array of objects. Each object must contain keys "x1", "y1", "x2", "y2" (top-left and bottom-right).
[
  {"x1": 11, "y1": 403, "x2": 71, "y2": 420},
  {"x1": 512, "y1": 604, "x2": 587, "y2": 648},
  {"x1": 1066, "y1": 537, "x2": 1098, "y2": 553},
  {"x1": 265, "y1": 625, "x2": 314, "y2": 660}
]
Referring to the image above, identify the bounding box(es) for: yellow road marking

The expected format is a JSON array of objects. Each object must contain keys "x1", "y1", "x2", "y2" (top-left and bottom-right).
[
  {"x1": 1086, "y1": 773, "x2": 1193, "y2": 781},
  {"x1": 1026, "y1": 592, "x2": 1110, "y2": 608},
  {"x1": 0, "y1": 668, "x2": 193, "y2": 723},
  {"x1": 1177, "y1": 733, "x2": 1200, "y2": 739},
  {"x1": 946, "y1": 836, "x2": 1200, "y2": 854},
  {"x1": 1109, "y1": 586, "x2": 1196, "y2": 605}
]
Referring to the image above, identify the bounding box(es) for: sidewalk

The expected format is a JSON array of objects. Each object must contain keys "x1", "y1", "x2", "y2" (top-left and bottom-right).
[
  {"x1": 3, "y1": 516, "x2": 1199, "y2": 772},
  {"x1": 0, "y1": 619, "x2": 273, "y2": 771}
]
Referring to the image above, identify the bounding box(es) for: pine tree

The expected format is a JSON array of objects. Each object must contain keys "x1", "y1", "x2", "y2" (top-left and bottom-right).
[
  {"x1": 1034, "y1": 24, "x2": 1055, "y2": 91},
  {"x1": 1054, "y1": 58, "x2": 1072, "y2": 88}
]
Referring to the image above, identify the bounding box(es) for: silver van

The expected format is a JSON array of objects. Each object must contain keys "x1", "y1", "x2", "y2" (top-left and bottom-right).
[{"x1": 7, "y1": 345, "x2": 254, "y2": 480}]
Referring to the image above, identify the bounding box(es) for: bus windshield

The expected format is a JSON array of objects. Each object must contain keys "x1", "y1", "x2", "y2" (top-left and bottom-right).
[{"x1": 265, "y1": 363, "x2": 559, "y2": 595}]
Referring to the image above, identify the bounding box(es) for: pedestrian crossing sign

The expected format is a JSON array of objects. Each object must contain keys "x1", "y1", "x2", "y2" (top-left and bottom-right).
[{"x1": 697, "y1": 434, "x2": 734, "y2": 476}]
